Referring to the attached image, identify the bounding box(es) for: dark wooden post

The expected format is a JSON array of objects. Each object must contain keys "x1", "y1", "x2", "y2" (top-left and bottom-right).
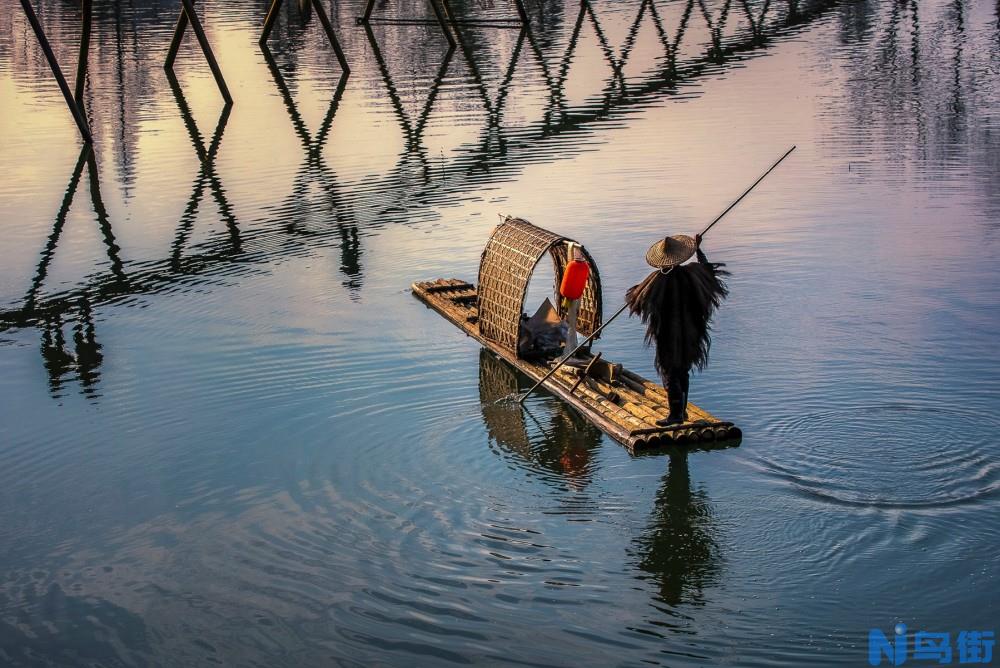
[
  {"x1": 261, "y1": 0, "x2": 350, "y2": 74},
  {"x1": 18, "y1": 0, "x2": 93, "y2": 143},
  {"x1": 164, "y1": 0, "x2": 234, "y2": 105},
  {"x1": 512, "y1": 0, "x2": 529, "y2": 24},
  {"x1": 358, "y1": 0, "x2": 377, "y2": 24},
  {"x1": 74, "y1": 0, "x2": 92, "y2": 107},
  {"x1": 312, "y1": 1, "x2": 351, "y2": 73},
  {"x1": 164, "y1": 13, "x2": 187, "y2": 69},
  {"x1": 260, "y1": 0, "x2": 283, "y2": 45},
  {"x1": 428, "y1": 0, "x2": 456, "y2": 45}
]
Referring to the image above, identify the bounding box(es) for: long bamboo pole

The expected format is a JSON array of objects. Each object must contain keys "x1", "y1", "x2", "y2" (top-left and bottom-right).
[{"x1": 518, "y1": 145, "x2": 796, "y2": 404}]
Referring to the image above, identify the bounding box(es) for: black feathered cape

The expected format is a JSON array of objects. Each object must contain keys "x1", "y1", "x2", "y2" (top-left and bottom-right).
[{"x1": 625, "y1": 248, "x2": 729, "y2": 376}]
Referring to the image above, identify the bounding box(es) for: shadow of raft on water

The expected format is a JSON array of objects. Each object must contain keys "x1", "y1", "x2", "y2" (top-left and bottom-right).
[{"x1": 478, "y1": 349, "x2": 741, "y2": 461}]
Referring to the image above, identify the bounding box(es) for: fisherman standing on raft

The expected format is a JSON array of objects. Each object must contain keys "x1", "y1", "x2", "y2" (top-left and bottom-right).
[{"x1": 626, "y1": 233, "x2": 729, "y2": 426}]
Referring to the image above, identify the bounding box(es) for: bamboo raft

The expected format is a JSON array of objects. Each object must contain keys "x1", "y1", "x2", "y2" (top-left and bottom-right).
[{"x1": 412, "y1": 218, "x2": 741, "y2": 454}]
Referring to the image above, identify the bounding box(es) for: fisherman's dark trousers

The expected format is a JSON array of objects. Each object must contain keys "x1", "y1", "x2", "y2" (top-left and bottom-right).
[{"x1": 664, "y1": 367, "x2": 690, "y2": 419}]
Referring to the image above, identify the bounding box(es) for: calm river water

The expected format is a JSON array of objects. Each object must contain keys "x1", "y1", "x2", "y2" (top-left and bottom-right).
[{"x1": 1, "y1": 0, "x2": 998, "y2": 665}]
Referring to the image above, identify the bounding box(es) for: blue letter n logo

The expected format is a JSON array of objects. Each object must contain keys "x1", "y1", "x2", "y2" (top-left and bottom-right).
[{"x1": 869, "y1": 623, "x2": 907, "y2": 666}]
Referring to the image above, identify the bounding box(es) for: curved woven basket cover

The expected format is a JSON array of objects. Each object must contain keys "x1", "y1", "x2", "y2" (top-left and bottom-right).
[{"x1": 477, "y1": 217, "x2": 603, "y2": 355}]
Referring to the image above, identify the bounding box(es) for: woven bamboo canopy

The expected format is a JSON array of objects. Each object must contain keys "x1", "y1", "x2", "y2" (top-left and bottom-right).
[{"x1": 477, "y1": 217, "x2": 603, "y2": 356}]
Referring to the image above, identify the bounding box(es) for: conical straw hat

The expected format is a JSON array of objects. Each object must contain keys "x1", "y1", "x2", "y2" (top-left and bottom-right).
[{"x1": 645, "y1": 234, "x2": 696, "y2": 268}]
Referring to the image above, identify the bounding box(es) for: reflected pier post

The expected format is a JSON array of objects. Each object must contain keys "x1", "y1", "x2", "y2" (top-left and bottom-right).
[
  {"x1": 165, "y1": 69, "x2": 240, "y2": 267},
  {"x1": 362, "y1": 23, "x2": 456, "y2": 180},
  {"x1": 23, "y1": 147, "x2": 92, "y2": 315},
  {"x1": 23, "y1": 145, "x2": 127, "y2": 318},
  {"x1": 18, "y1": 0, "x2": 93, "y2": 143},
  {"x1": 700, "y1": 0, "x2": 735, "y2": 62},
  {"x1": 2, "y1": 0, "x2": 841, "y2": 349}
]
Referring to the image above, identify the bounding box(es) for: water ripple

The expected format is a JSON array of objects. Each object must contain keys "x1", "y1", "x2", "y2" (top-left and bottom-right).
[{"x1": 748, "y1": 404, "x2": 1000, "y2": 509}]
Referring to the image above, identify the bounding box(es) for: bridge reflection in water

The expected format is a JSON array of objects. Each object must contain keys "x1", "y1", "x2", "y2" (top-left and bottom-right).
[{"x1": 5, "y1": 0, "x2": 986, "y2": 398}]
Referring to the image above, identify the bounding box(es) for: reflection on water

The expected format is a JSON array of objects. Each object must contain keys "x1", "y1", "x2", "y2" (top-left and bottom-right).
[
  {"x1": 165, "y1": 70, "x2": 241, "y2": 269},
  {"x1": 1, "y1": 0, "x2": 842, "y2": 344},
  {"x1": 363, "y1": 22, "x2": 457, "y2": 180},
  {"x1": 479, "y1": 349, "x2": 603, "y2": 485},
  {"x1": 827, "y1": 0, "x2": 1000, "y2": 218},
  {"x1": 0, "y1": 579, "x2": 151, "y2": 667},
  {"x1": 631, "y1": 454, "x2": 721, "y2": 608},
  {"x1": 478, "y1": 346, "x2": 725, "y2": 611},
  {"x1": 40, "y1": 296, "x2": 103, "y2": 399},
  {"x1": 0, "y1": 0, "x2": 850, "y2": 401},
  {"x1": 480, "y1": 349, "x2": 726, "y2": 637},
  {"x1": 22, "y1": 144, "x2": 125, "y2": 398},
  {"x1": 260, "y1": 43, "x2": 366, "y2": 296},
  {"x1": 2, "y1": 0, "x2": 1000, "y2": 664}
]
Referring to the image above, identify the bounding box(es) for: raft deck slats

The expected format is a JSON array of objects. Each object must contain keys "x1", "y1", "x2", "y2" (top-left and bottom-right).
[{"x1": 412, "y1": 279, "x2": 742, "y2": 453}]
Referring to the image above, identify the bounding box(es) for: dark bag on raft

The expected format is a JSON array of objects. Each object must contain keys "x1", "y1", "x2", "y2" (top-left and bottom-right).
[{"x1": 517, "y1": 298, "x2": 568, "y2": 360}]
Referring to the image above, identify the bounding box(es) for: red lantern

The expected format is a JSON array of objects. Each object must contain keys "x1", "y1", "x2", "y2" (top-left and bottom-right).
[{"x1": 560, "y1": 258, "x2": 590, "y2": 301}]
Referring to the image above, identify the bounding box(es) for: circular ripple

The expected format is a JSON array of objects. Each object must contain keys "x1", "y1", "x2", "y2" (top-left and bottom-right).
[{"x1": 747, "y1": 404, "x2": 1000, "y2": 509}]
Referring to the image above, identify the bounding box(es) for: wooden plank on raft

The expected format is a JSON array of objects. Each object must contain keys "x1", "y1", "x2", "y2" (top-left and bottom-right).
[{"x1": 412, "y1": 279, "x2": 742, "y2": 453}]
